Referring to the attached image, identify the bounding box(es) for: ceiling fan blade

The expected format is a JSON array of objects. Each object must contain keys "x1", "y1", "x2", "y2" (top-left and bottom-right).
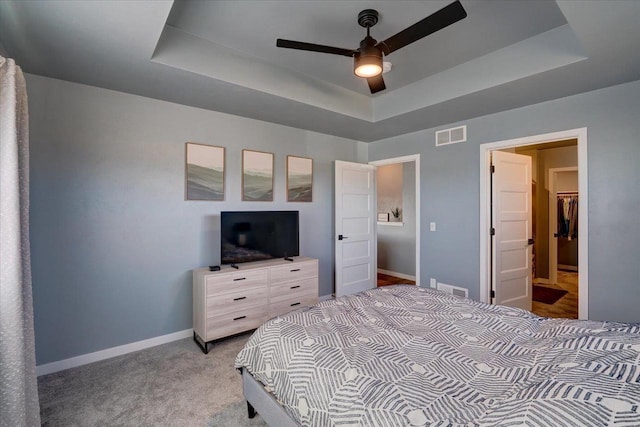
[
  {"x1": 367, "y1": 74, "x2": 386, "y2": 94},
  {"x1": 376, "y1": 0, "x2": 467, "y2": 55},
  {"x1": 276, "y1": 39, "x2": 356, "y2": 57}
]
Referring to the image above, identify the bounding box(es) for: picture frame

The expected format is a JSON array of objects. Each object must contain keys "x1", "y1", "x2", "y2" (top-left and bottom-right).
[
  {"x1": 185, "y1": 142, "x2": 225, "y2": 201},
  {"x1": 378, "y1": 213, "x2": 390, "y2": 222},
  {"x1": 286, "y1": 155, "x2": 313, "y2": 202},
  {"x1": 242, "y1": 149, "x2": 274, "y2": 201}
]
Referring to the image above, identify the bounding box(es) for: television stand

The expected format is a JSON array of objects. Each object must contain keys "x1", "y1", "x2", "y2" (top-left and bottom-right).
[{"x1": 192, "y1": 257, "x2": 319, "y2": 354}]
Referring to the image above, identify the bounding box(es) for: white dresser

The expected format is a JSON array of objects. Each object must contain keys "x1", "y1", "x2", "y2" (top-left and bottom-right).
[{"x1": 193, "y1": 257, "x2": 318, "y2": 353}]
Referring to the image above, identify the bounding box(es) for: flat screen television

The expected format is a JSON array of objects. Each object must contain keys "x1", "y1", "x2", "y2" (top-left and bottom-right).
[{"x1": 221, "y1": 211, "x2": 299, "y2": 265}]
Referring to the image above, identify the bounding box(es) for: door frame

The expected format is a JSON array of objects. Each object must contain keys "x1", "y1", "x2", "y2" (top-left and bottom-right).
[
  {"x1": 479, "y1": 128, "x2": 589, "y2": 319},
  {"x1": 549, "y1": 167, "x2": 578, "y2": 285},
  {"x1": 369, "y1": 154, "x2": 421, "y2": 287}
]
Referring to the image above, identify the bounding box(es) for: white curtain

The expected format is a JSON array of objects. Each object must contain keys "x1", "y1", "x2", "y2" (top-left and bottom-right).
[{"x1": 0, "y1": 56, "x2": 40, "y2": 426}]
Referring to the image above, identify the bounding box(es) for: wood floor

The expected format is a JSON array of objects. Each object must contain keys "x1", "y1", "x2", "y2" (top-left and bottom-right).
[
  {"x1": 531, "y1": 271, "x2": 578, "y2": 319},
  {"x1": 377, "y1": 273, "x2": 415, "y2": 287}
]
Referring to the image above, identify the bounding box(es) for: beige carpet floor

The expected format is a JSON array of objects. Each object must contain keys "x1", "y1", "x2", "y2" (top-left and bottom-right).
[{"x1": 38, "y1": 332, "x2": 267, "y2": 426}]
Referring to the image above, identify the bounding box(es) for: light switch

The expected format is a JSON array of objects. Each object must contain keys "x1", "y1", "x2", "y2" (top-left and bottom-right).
[
  {"x1": 430, "y1": 278, "x2": 437, "y2": 288},
  {"x1": 430, "y1": 222, "x2": 436, "y2": 231}
]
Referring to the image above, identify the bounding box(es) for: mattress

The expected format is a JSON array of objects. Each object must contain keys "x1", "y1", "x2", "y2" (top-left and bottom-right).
[{"x1": 235, "y1": 285, "x2": 640, "y2": 426}]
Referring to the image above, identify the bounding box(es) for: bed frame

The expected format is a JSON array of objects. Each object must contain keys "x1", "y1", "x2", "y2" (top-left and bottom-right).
[{"x1": 241, "y1": 368, "x2": 298, "y2": 426}]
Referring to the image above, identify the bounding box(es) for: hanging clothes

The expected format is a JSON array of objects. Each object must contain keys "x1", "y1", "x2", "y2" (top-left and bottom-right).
[
  {"x1": 557, "y1": 193, "x2": 578, "y2": 240},
  {"x1": 568, "y1": 196, "x2": 578, "y2": 239}
]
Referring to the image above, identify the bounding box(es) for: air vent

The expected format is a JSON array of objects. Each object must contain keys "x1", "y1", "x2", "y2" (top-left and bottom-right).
[
  {"x1": 435, "y1": 125, "x2": 467, "y2": 146},
  {"x1": 437, "y1": 282, "x2": 468, "y2": 298}
]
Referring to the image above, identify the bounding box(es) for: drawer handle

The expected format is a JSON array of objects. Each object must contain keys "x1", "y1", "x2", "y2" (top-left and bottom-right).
[
  {"x1": 233, "y1": 315, "x2": 247, "y2": 321},
  {"x1": 290, "y1": 302, "x2": 301, "y2": 307},
  {"x1": 290, "y1": 269, "x2": 301, "y2": 272},
  {"x1": 290, "y1": 285, "x2": 301, "y2": 289},
  {"x1": 233, "y1": 277, "x2": 246, "y2": 281},
  {"x1": 233, "y1": 296, "x2": 247, "y2": 301}
]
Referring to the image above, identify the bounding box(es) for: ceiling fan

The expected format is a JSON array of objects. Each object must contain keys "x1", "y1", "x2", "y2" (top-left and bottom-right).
[{"x1": 276, "y1": 1, "x2": 467, "y2": 94}]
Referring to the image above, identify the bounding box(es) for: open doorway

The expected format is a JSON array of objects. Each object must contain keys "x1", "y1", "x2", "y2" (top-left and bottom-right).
[
  {"x1": 542, "y1": 166, "x2": 579, "y2": 317},
  {"x1": 479, "y1": 128, "x2": 588, "y2": 320},
  {"x1": 505, "y1": 141, "x2": 578, "y2": 318},
  {"x1": 369, "y1": 155, "x2": 420, "y2": 288}
]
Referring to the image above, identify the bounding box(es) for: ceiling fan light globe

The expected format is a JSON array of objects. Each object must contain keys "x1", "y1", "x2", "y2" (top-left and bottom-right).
[
  {"x1": 354, "y1": 52, "x2": 383, "y2": 78},
  {"x1": 355, "y1": 64, "x2": 382, "y2": 78}
]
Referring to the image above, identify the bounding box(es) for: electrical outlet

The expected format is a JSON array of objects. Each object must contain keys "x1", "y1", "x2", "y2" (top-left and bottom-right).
[
  {"x1": 430, "y1": 222, "x2": 436, "y2": 231},
  {"x1": 430, "y1": 278, "x2": 437, "y2": 288}
]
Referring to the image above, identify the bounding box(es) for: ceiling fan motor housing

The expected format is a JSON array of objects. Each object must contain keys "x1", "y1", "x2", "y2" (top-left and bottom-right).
[{"x1": 354, "y1": 35, "x2": 383, "y2": 77}]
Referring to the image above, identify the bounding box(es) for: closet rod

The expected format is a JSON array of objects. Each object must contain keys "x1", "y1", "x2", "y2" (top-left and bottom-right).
[{"x1": 557, "y1": 191, "x2": 578, "y2": 195}]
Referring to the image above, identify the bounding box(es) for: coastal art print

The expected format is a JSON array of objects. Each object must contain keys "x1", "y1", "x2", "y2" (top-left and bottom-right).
[
  {"x1": 185, "y1": 142, "x2": 225, "y2": 201},
  {"x1": 287, "y1": 155, "x2": 313, "y2": 202},
  {"x1": 242, "y1": 149, "x2": 274, "y2": 201}
]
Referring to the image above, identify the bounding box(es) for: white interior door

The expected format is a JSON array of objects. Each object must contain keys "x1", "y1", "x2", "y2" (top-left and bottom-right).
[
  {"x1": 491, "y1": 151, "x2": 533, "y2": 310},
  {"x1": 334, "y1": 160, "x2": 376, "y2": 297}
]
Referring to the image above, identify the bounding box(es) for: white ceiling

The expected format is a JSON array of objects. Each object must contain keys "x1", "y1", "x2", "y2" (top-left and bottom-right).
[{"x1": 1, "y1": 0, "x2": 639, "y2": 142}]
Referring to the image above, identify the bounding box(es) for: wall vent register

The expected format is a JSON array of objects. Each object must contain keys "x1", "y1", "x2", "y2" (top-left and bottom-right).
[
  {"x1": 435, "y1": 125, "x2": 467, "y2": 146},
  {"x1": 437, "y1": 282, "x2": 469, "y2": 298}
]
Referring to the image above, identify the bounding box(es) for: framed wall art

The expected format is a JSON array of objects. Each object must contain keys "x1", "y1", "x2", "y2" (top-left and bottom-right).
[
  {"x1": 286, "y1": 155, "x2": 313, "y2": 202},
  {"x1": 185, "y1": 142, "x2": 225, "y2": 201},
  {"x1": 242, "y1": 149, "x2": 274, "y2": 201},
  {"x1": 377, "y1": 213, "x2": 389, "y2": 222}
]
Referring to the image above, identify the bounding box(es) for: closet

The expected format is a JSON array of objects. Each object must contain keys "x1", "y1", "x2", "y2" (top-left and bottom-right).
[{"x1": 556, "y1": 192, "x2": 578, "y2": 271}]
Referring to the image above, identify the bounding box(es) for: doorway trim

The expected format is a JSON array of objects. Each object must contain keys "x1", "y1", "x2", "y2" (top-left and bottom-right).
[
  {"x1": 369, "y1": 154, "x2": 421, "y2": 287},
  {"x1": 549, "y1": 167, "x2": 578, "y2": 285},
  {"x1": 479, "y1": 128, "x2": 588, "y2": 319}
]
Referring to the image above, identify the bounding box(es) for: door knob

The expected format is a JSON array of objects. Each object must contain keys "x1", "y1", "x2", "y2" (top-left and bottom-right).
[{"x1": 338, "y1": 235, "x2": 348, "y2": 240}]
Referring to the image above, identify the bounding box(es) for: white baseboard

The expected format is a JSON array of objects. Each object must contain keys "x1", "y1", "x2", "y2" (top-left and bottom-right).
[
  {"x1": 377, "y1": 268, "x2": 416, "y2": 282},
  {"x1": 558, "y1": 264, "x2": 579, "y2": 272},
  {"x1": 319, "y1": 294, "x2": 334, "y2": 302},
  {"x1": 36, "y1": 328, "x2": 192, "y2": 377},
  {"x1": 534, "y1": 277, "x2": 551, "y2": 285}
]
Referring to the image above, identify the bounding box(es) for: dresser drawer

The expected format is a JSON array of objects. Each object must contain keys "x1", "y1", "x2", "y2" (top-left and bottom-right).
[
  {"x1": 206, "y1": 269, "x2": 268, "y2": 296},
  {"x1": 205, "y1": 305, "x2": 268, "y2": 341},
  {"x1": 206, "y1": 286, "x2": 268, "y2": 317},
  {"x1": 270, "y1": 294, "x2": 318, "y2": 318},
  {"x1": 270, "y1": 278, "x2": 317, "y2": 303},
  {"x1": 270, "y1": 261, "x2": 317, "y2": 283}
]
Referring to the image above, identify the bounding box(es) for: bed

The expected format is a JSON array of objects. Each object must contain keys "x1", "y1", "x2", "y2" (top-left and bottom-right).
[{"x1": 235, "y1": 285, "x2": 640, "y2": 426}]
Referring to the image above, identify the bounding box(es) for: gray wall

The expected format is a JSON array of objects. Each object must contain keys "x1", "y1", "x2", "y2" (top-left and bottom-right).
[
  {"x1": 368, "y1": 79, "x2": 640, "y2": 323},
  {"x1": 377, "y1": 163, "x2": 403, "y2": 220},
  {"x1": 377, "y1": 162, "x2": 416, "y2": 276},
  {"x1": 26, "y1": 74, "x2": 363, "y2": 365}
]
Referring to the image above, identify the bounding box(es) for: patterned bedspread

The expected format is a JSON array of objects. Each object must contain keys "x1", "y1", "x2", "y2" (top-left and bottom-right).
[{"x1": 235, "y1": 285, "x2": 640, "y2": 426}]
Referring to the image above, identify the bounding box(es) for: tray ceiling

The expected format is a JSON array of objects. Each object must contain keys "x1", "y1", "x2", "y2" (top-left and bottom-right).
[{"x1": 1, "y1": 0, "x2": 639, "y2": 142}]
